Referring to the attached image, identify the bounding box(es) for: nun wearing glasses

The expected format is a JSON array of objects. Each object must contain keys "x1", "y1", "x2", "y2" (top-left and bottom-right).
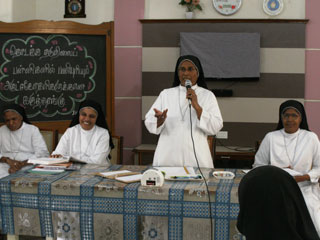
[
  {"x1": 144, "y1": 55, "x2": 223, "y2": 168},
  {"x1": 253, "y1": 100, "x2": 320, "y2": 236},
  {"x1": 51, "y1": 99, "x2": 113, "y2": 165},
  {"x1": 0, "y1": 104, "x2": 49, "y2": 178}
]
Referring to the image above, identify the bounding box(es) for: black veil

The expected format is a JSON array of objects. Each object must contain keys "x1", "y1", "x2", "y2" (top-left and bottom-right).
[{"x1": 172, "y1": 55, "x2": 208, "y2": 89}]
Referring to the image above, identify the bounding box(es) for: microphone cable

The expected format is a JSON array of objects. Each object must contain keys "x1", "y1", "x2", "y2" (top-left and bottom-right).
[{"x1": 188, "y1": 103, "x2": 213, "y2": 240}]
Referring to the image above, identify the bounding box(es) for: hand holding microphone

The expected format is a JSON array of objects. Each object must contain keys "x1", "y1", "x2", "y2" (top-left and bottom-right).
[
  {"x1": 185, "y1": 79, "x2": 196, "y2": 105},
  {"x1": 185, "y1": 79, "x2": 202, "y2": 119}
]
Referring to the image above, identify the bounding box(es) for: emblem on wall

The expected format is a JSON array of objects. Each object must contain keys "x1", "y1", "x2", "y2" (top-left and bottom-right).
[
  {"x1": 213, "y1": 0, "x2": 242, "y2": 16},
  {"x1": 64, "y1": 0, "x2": 86, "y2": 18},
  {"x1": 263, "y1": 0, "x2": 284, "y2": 16}
]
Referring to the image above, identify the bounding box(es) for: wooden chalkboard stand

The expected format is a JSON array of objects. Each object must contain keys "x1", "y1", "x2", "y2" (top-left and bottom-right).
[{"x1": 0, "y1": 20, "x2": 114, "y2": 140}]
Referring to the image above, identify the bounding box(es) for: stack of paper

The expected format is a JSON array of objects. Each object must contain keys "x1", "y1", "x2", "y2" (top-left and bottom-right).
[{"x1": 28, "y1": 157, "x2": 70, "y2": 165}]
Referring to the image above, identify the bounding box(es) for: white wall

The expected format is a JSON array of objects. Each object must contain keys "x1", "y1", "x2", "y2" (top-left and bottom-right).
[
  {"x1": 12, "y1": 0, "x2": 36, "y2": 22},
  {"x1": 145, "y1": 0, "x2": 305, "y2": 19},
  {"x1": 0, "y1": 0, "x2": 114, "y2": 23},
  {"x1": 35, "y1": 0, "x2": 114, "y2": 24},
  {"x1": 0, "y1": 0, "x2": 13, "y2": 22}
]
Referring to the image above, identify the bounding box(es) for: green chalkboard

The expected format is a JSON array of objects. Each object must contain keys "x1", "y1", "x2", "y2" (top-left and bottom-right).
[{"x1": 0, "y1": 20, "x2": 114, "y2": 131}]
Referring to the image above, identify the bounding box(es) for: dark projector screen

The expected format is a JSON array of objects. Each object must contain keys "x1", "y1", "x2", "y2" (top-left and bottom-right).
[{"x1": 180, "y1": 32, "x2": 260, "y2": 80}]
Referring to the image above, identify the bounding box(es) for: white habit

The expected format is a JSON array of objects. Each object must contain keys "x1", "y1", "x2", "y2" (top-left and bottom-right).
[
  {"x1": 254, "y1": 129, "x2": 320, "y2": 235},
  {"x1": 0, "y1": 122, "x2": 49, "y2": 178},
  {"x1": 53, "y1": 124, "x2": 111, "y2": 165},
  {"x1": 145, "y1": 85, "x2": 223, "y2": 168}
]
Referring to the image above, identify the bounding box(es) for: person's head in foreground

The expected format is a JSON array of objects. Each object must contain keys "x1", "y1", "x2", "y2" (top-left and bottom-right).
[{"x1": 237, "y1": 165, "x2": 319, "y2": 240}]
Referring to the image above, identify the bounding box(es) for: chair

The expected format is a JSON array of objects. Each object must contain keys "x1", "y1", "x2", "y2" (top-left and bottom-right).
[
  {"x1": 109, "y1": 135, "x2": 123, "y2": 165},
  {"x1": 255, "y1": 140, "x2": 262, "y2": 152},
  {"x1": 40, "y1": 129, "x2": 57, "y2": 153},
  {"x1": 208, "y1": 135, "x2": 216, "y2": 161}
]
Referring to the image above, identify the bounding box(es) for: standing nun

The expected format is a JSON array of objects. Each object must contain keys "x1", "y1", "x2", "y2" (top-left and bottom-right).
[
  {"x1": 0, "y1": 104, "x2": 49, "y2": 178},
  {"x1": 52, "y1": 99, "x2": 114, "y2": 165},
  {"x1": 254, "y1": 100, "x2": 320, "y2": 236},
  {"x1": 144, "y1": 55, "x2": 223, "y2": 168}
]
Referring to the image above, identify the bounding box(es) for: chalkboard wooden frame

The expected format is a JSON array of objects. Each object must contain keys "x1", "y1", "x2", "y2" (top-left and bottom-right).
[{"x1": 0, "y1": 20, "x2": 114, "y2": 135}]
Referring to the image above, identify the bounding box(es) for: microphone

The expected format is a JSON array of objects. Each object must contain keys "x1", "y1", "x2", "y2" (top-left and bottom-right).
[
  {"x1": 185, "y1": 79, "x2": 192, "y2": 89},
  {"x1": 185, "y1": 79, "x2": 192, "y2": 105}
]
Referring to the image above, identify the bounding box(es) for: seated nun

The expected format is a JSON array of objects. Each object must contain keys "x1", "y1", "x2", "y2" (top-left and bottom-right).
[
  {"x1": 0, "y1": 104, "x2": 49, "y2": 178},
  {"x1": 237, "y1": 165, "x2": 320, "y2": 240},
  {"x1": 253, "y1": 99, "x2": 320, "y2": 236},
  {"x1": 51, "y1": 99, "x2": 113, "y2": 165}
]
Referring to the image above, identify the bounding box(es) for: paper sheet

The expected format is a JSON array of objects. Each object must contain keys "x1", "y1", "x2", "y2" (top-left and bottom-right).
[
  {"x1": 115, "y1": 174, "x2": 143, "y2": 183},
  {"x1": 99, "y1": 170, "x2": 132, "y2": 177},
  {"x1": 28, "y1": 157, "x2": 70, "y2": 165}
]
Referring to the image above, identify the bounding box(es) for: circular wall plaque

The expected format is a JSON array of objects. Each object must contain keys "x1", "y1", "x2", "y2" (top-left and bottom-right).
[
  {"x1": 68, "y1": 0, "x2": 82, "y2": 15},
  {"x1": 263, "y1": 0, "x2": 284, "y2": 16},
  {"x1": 64, "y1": 0, "x2": 86, "y2": 18},
  {"x1": 213, "y1": 0, "x2": 242, "y2": 16}
]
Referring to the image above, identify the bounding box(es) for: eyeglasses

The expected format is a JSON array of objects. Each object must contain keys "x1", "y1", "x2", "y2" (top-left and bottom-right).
[
  {"x1": 179, "y1": 66, "x2": 196, "y2": 73},
  {"x1": 282, "y1": 113, "x2": 300, "y2": 120}
]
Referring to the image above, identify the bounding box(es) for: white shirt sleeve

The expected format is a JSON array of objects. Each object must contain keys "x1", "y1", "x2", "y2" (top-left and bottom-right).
[
  {"x1": 83, "y1": 132, "x2": 110, "y2": 164},
  {"x1": 253, "y1": 133, "x2": 271, "y2": 168},
  {"x1": 197, "y1": 91, "x2": 223, "y2": 135},
  {"x1": 31, "y1": 127, "x2": 50, "y2": 158},
  {"x1": 307, "y1": 135, "x2": 320, "y2": 183},
  {"x1": 52, "y1": 129, "x2": 71, "y2": 156}
]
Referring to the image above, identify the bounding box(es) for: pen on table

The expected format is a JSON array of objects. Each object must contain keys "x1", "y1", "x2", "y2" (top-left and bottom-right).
[{"x1": 170, "y1": 175, "x2": 202, "y2": 179}]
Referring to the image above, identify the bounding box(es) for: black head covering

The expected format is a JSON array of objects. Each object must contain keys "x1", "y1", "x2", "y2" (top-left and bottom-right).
[
  {"x1": 172, "y1": 55, "x2": 208, "y2": 89},
  {"x1": 237, "y1": 165, "x2": 319, "y2": 240},
  {"x1": 1, "y1": 103, "x2": 31, "y2": 124},
  {"x1": 70, "y1": 99, "x2": 114, "y2": 149},
  {"x1": 276, "y1": 100, "x2": 309, "y2": 131}
]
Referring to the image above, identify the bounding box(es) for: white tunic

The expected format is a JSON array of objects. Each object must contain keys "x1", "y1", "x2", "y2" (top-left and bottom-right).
[
  {"x1": 0, "y1": 122, "x2": 49, "y2": 178},
  {"x1": 254, "y1": 129, "x2": 320, "y2": 235},
  {"x1": 145, "y1": 85, "x2": 223, "y2": 168},
  {"x1": 52, "y1": 124, "x2": 111, "y2": 165}
]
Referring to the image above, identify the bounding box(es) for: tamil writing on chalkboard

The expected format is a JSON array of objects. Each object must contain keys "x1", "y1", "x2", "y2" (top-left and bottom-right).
[{"x1": 0, "y1": 35, "x2": 97, "y2": 119}]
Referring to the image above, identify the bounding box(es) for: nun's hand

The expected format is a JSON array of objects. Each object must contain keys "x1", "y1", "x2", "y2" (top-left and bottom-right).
[
  {"x1": 186, "y1": 89, "x2": 202, "y2": 120},
  {"x1": 6, "y1": 159, "x2": 25, "y2": 174},
  {"x1": 294, "y1": 174, "x2": 310, "y2": 183},
  {"x1": 154, "y1": 108, "x2": 168, "y2": 128},
  {"x1": 50, "y1": 154, "x2": 63, "y2": 158}
]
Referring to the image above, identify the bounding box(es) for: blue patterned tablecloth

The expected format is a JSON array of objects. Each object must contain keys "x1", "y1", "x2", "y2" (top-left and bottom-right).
[{"x1": 0, "y1": 165, "x2": 245, "y2": 240}]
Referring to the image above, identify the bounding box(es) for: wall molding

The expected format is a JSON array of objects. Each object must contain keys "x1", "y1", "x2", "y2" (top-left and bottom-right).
[{"x1": 140, "y1": 19, "x2": 309, "y2": 24}]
